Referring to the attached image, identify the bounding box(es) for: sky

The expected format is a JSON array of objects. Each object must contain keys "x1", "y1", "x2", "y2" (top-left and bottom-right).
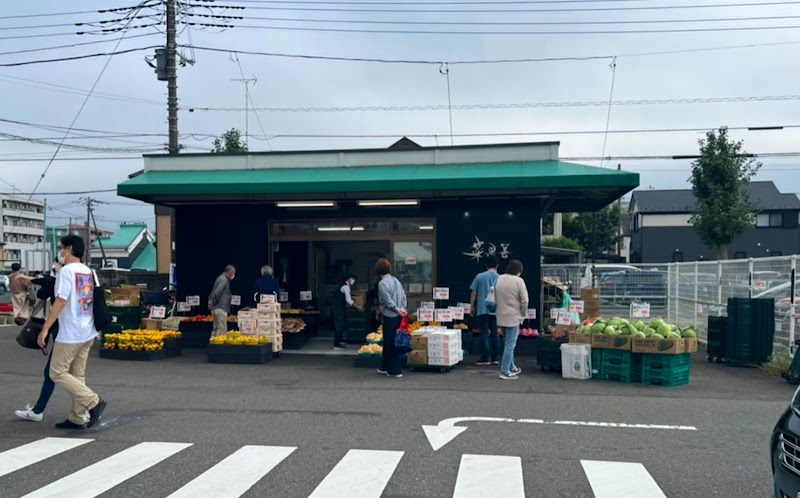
[{"x1": 1, "y1": 0, "x2": 800, "y2": 233}]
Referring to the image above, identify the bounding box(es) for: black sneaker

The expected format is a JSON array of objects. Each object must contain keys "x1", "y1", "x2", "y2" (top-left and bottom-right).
[
  {"x1": 55, "y1": 419, "x2": 86, "y2": 430},
  {"x1": 333, "y1": 344, "x2": 346, "y2": 350},
  {"x1": 87, "y1": 399, "x2": 107, "y2": 428}
]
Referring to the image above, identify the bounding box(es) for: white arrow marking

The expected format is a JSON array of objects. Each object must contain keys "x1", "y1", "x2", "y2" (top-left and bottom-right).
[{"x1": 423, "y1": 417, "x2": 697, "y2": 451}]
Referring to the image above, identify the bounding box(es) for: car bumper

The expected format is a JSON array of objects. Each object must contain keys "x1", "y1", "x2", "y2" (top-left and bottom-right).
[{"x1": 774, "y1": 408, "x2": 800, "y2": 497}]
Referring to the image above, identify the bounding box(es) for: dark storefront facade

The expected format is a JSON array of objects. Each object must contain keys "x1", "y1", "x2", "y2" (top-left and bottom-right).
[{"x1": 118, "y1": 141, "x2": 639, "y2": 332}]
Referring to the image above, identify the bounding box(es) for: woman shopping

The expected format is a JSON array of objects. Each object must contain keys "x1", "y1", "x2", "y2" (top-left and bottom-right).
[
  {"x1": 495, "y1": 259, "x2": 529, "y2": 380},
  {"x1": 375, "y1": 258, "x2": 407, "y2": 378}
]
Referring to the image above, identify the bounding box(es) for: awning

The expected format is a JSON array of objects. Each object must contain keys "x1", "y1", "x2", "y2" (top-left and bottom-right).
[{"x1": 118, "y1": 160, "x2": 639, "y2": 211}]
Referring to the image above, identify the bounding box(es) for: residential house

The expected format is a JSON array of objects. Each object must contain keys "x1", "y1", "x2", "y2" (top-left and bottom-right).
[
  {"x1": 629, "y1": 181, "x2": 800, "y2": 263},
  {"x1": 91, "y1": 223, "x2": 157, "y2": 271}
]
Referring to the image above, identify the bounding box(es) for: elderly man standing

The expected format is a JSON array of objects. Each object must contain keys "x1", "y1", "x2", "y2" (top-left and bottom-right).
[
  {"x1": 10, "y1": 263, "x2": 31, "y2": 324},
  {"x1": 209, "y1": 265, "x2": 236, "y2": 337},
  {"x1": 252, "y1": 265, "x2": 280, "y2": 305}
]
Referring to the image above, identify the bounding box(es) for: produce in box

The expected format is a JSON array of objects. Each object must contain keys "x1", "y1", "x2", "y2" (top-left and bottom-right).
[{"x1": 575, "y1": 317, "x2": 698, "y2": 340}]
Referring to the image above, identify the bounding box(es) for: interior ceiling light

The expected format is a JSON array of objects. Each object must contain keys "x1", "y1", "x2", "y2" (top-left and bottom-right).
[
  {"x1": 357, "y1": 200, "x2": 419, "y2": 207},
  {"x1": 276, "y1": 201, "x2": 336, "y2": 208},
  {"x1": 419, "y1": 225, "x2": 434, "y2": 230},
  {"x1": 317, "y1": 227, "x2": 352, "y2": 232},
  {"x1": 351, "y1": 227, "x2": 365, "y2": 231}
]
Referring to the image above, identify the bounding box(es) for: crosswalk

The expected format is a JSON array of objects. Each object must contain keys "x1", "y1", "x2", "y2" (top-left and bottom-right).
[{"x1": 1, "y1": 437, "x2": 670, "y2": 497}]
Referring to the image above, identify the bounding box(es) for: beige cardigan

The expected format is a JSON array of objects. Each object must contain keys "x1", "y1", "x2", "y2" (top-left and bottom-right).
[{"x1": 494, "y1": 274, "x2": 529, "y2": 328}]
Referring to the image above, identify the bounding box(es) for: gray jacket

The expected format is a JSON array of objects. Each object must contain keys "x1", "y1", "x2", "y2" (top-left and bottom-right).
[
  {"x1": 378, "y1": 274, "x2": 407, "y2": 318},
  {"x1": 209, "y1": 273, "x2": 232, "y2": 312}
]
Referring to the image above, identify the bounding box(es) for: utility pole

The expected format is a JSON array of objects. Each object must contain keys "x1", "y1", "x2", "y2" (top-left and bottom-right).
[
  {"x1": 166, "y1": 0, "x2": 179, "y2": 154},
  {"x1": 231, "y1": 77, "x2": 256, "y2": 149},
  {"x1": 616, "y1": 163, "x2": 622, "y2": 259},
  {"x1": 85, "y1": 197, "x2": 92, "y2": 265}
]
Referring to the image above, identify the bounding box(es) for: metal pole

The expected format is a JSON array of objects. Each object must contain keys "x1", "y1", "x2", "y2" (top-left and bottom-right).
[
  {"x1": 166, "y1": 0, "x2": 179, "y2": 155},
  {"x1": 694, "y1": 261, "x2": 699, "y2": 331},
  {"x1": 85, "y1": 198, "x2": 92, "y2": 265},
  {"x1": 791, "y1": 256, "x2": 797, "y2": 352}
]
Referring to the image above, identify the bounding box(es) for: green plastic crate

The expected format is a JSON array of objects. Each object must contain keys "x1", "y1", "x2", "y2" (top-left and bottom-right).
[
  {"x1": 725, "y1": 297, "x2": 774, "y2": 364},
  {"x1": 598, "y1": 350, "x2": 642, "y2": 383},
  {"x1": 642, "y1": 353, "x2": 691, "y2": 369},
  {"x1": 591, "y1": 348, "x2": 604, "y2": 377},
  {"x1": 707, "y1": 316, "x2": 727, "y2": 362},
  {"x1": 641, "y1": 363, "x2": 690, "y2": 387}
]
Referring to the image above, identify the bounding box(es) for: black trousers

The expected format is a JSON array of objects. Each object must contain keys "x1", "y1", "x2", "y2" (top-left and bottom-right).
[
  {"x1": 381, "y1": 315, "x2": 403, "y2": 375},
  {"x1": 333, "y1": 310, "x2": 346, "y2": 345}
]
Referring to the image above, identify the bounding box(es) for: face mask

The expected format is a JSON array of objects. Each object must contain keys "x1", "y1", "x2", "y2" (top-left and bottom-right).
[{"x1": 57, "y1": 251, "x2": 66, "y2": 265}]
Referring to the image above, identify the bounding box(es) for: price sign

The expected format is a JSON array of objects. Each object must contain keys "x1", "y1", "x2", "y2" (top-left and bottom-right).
[
  {"x1": 177, "y1": 302, "x2": 191, "y2": 312},
  {"x1": 550, "y1": 307, "x2": 566, "y2": 318},
  {"x1": 259, "y1": 294, "x2": 276, "y2": 304},
  {"x1": 279, "y1": 291, "x2": 289, "y2": 303},
  {"x1": 433, "y1": 287, "x2": 450, "y2": 300},
  {"x1": 405, "y1": 257, "x2": 417, "y2": 265},
  {"x1": 630, "y1": 302, "x2": 651, "y2": 318},
  {"x1": 555, "y1": 311, "x2": 573, "y2": 325},
  {"x1": 450, "y1": 307, "x2": 465, "y2": 321},
  {"x1": 149, "y1": 305, "x2": 166, "y2": 319},
  {"x1": 187, "y1": 295, "x2": 200, "y2": 306},
  {"x1": 421, "y1": 301, "x2": 435, "y2": 310},
  {"x1": 300, "y1": 291, "x2": 313, "y2": 301},
  {"x1": 435, "y1": 308, "x2": 453, "y2": 323},
  {"x1": 231, "y1": 295, "x2": 242, "y2": 306},
  {"x1": 526, "y1": 308, "x2": 537, "y2": 320},
  {"x1": 418, "y1": 309, "x2": 434, "y2": 322},
  {"x1": 568, "y1": 300, "x2": 585, "y2": 313}
]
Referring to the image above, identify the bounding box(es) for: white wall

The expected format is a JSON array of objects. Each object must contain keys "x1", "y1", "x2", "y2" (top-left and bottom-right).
[{"x1": 641, "y1": 214, "x2": 692, "y2": 228}]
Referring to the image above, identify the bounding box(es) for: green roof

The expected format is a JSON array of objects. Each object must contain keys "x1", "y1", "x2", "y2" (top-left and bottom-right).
[
  {"x1": 130, "y1": 242, "x2": 156, "y2": 271},
  {"x1": 92, "y1": 224, "x2": 147, "y2": 249},
  {"x1": 118, "y1": 160, "x2": 639, "y2": 211}
]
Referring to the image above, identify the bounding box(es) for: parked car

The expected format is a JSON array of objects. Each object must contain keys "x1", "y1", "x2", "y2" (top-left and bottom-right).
[
  {"x1": 0, "y1": 292, "x2": 12, "y2": 315},
  {"x1": 0, "y1": 274, "x2": 8, "y2": 293},
  {"x1": 580, "y1": 264, "x2": 640, "y2": 289},
  {"x1": 772, "y1": 386, "x2": 800, "y2": 497}
]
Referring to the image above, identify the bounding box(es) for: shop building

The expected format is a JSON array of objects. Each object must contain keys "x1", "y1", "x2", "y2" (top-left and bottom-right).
[{"x1": 118, "y1": 140, "x2": 638, "y2": 333}]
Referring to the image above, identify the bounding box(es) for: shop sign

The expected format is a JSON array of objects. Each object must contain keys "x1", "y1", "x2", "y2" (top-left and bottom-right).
[
  {"x1": 463, "y1": 235, "x2": 512, "y2": 262},
  {"x1": 149, "y1": 305, "x2": 166, "y2": 319},
  {"x1": 421, "y1": 301, "x2": 435, "y2": 310},
  {"x1": 186, "y1": 295, "x2": 200, "y2": 306},
  {"x1": 177, "y1": 302, "x2": 191, "y2": 312},
  {"x1": 300, "y1": 291, "x2": 313, "y2": 301},
  {"x1": 526, "y1": 309, "x2": 537, "y2": 320},
  {"x1": 435, "y1": 308, "x2": 453, "y2": 323},
  {"x1": 450, "y1": 307, "x2": 465, "y2": 320},
  {"x1": 433, "y1": 287, "x2": 450, "y2": 300},
  {"x1": 231, "y1": 295, "x2": 242, "y2": 306},
  {"x1": 259, "y1": 294, "x2": 276, "y2": 304},
  {"x1": 418, "y1": 309, "x2": 435, "y2": 322},
  {"x1": 405, "y1": 257, "x2": 417, "y2": 266},
  {"x1": 279, "y1": 291, "x2": 289, "y2": 302},
  {"x1": 568, "y1": 300, "x2": 584, "y2": 313},
  {"x1": 630, "y1": 302, "x2": 651, "y2": 318}
]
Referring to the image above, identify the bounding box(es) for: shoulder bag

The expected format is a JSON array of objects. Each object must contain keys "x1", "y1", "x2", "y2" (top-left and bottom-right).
[
  {"x1": 485, "y1": 275, "x2": 501, "y2": 313},
  {"x1": 16, "y1": 299, "x2": 48, "y2": 355},
  {"x1": 92, "y1": 270, "x2": 112, "y2": 332}
]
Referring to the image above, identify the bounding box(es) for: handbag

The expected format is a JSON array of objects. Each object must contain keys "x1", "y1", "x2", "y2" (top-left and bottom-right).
[
  {"x1": 394, "y1": 315, "x2": 412, "y2": 355},
  {"x1": 16, "y1": 299, "x2": 48, "y2": 355},
  {"x1": 91, "y1": 270, "x2": 112, "y2": 332},
  {"x1": 485, "y1": 282, "x2": 498, "y2": 314}
]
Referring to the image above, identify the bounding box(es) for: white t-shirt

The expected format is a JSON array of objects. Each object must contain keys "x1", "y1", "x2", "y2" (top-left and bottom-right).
[{"x1": 54, "y1": 262, "x2": 97, "y2": 344}]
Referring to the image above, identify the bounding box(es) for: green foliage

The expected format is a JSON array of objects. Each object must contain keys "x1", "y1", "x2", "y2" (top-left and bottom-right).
[
  {"x1": 690, "y1": 127, "x2": 760, "y2": 260},
  {"x1": 541, "y1": 236, "x2": 584, "y2": 252},
  {"x1": 760, "y1": 348, "x2": 791, "y2": 376},
  {"x1": 212, "y1": 128, "x2": 248, "y2": 153},
  {"x1": 562, "y1": 203, "x2": 622, "y2": 259}
]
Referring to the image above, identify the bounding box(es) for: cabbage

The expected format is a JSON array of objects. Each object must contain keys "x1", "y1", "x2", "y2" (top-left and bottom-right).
[{"x1": 603, "y1": 326, "x2": 617, "y2": 335}]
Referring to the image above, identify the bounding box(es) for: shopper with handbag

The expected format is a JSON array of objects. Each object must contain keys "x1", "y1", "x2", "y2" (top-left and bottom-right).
[
  {"x1": 495, "y1": 259, "x2": 529, "y2": 380},
  {"x1": 375, "y1": 258, "x2": 407, "y2": 378},
  {"x1": 10, "y1": 263, "x2": 32, "y2": 325}
]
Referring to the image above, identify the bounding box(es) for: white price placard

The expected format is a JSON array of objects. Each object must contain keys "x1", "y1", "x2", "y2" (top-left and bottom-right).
[
  {"x1": 259, "y1": 294, "x2": 276, "y2": 304},
  {"x1": 300, "y1": 291, "x2": 313, "y2": 301},
  {"x1": 405, "y1": 257, "x2": 417, "y2": 265},
  {"x1": 177, "y1": 302, "x2": 191, "y2": 312},
  {"x1": 568, "y1": 300, "x2": 585, "y2": 313},
  {"x1": 187, "y1": 295, "x2": 200, "y2": 306},
  {"x1": 433, "y1": 287, "x2": 450, "y2": 300},
  {"x1": 630, "y1": 302, "x2": 651, "y2": 318},
  {"x1": 435, "y1": 308, "x2": 453, "y2": 323},
  {"x1": 450, "y1": 307, "x2": 465, "y2": 320},
  {"x1": 421, "y1": 301, "x2": 435, "y2": 310},
  {"x1": 526, "y1": 308, "x2": 537, "y2": 320},
  {"x1": 418, "y1": 309, "x2": 435, "y2": 322},
  {"x1": 279, "y1": 291, "x2": 289, "y2": 303},
  {"x1": 550, "y1": 307, "x2": 566, "y2": 318},
  {"x1": 149, "y1": 305, "x2": 166, "y2": 319},
  {"x1": 555, "y1": 311, "x2": 573, "y2": 325},
  {"x1": 231, "y1": 295, "x2": 242, "y2": 306}
]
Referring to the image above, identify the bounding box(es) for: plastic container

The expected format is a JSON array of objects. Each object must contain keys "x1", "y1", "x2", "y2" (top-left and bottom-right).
[
  {"x1": 707, "y1": 315, "x2": 727, "y2": 362},
  {"x1": 599, "y1": 350, "x2": 643, "y2": 383},
  {"x1": 560, "y1": 343, "x2": 591, "y2": 380}
]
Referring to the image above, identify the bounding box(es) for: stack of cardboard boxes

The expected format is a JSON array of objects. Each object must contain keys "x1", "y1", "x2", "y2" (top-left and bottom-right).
[
  {"x1": 409, "y1": 328, "x2": 463, "y2": 367},
  {"x1": 580, "y1": 288, "x2": 601, "y2": 319},
  {"x1": 238, "y1": 301, "x2": 283, "y2": 352}
]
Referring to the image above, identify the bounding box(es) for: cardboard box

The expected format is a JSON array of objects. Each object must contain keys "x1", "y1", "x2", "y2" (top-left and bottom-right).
[
  {"x1": 428, "y1": 330, "x2": 460, "y2": 343},
  {"x1": 411, "y1": 335, "x2": 429, "y2": 351},
  {"x1": 257, "y1": 303, "x2": 281, "y2": 313},
  {"x1": 408, "y1": 350, "x2": 428, "y2": 365},
  {"x1": 111, "y1": 286, "x2": 141, "y2": 307},
  {"x1": 591, "y1": 334, "x2": 633, "y2": 350},
  {"x1": 161, "y1": 317, "x2": 184, "y2": 331},
  {"x1": 140, "y1": 318, "x2": 162, "y2": 331},
  {"x1": 556, "y1": 325, "x2": 579, "y2": 334},
  {"x1": 429, "y1": 357, "x2": 459, "y2": 367},
  {"x1": 569, "y1": 332, "x2": 592, "y2": 345},
  {"x1": 683, "y1": 338, "x2": 698, "y2": 353},
  {"x1": 351, "y1": 292, "x2": 366, "y2": 309},
  {"x1": 427, "y1": 348, "x2": 460, "y2": 359},
  {"x1": 581, "y1": 288, "x2": 601, "y2": 300},
  {"x1": 238, "y1": 310, "x2": 257, "y2": 321},
  {"x1": 631, "y1": 338, "x2": 685, "y2": 355}
]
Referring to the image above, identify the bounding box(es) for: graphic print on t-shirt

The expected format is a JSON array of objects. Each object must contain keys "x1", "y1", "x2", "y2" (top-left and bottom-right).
[{"x1": 75, "y1": 273, "x2": 94, "y2": 316}]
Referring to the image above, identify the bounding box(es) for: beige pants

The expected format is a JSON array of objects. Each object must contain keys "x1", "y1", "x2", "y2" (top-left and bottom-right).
[
  {"x1": 12, "y1": 292, "x2": 30, "y2": 320},
  {"x1": 211, "y1": 308, "x2": 228, "y2": 337},
  {"x1": 50, "y1": 339, "x2": 100, "y2": 425}
]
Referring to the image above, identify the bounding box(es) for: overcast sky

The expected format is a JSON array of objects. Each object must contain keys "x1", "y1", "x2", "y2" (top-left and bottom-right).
[{"x1": 1, "y1": 0, "x2": 799, "y2": 232}]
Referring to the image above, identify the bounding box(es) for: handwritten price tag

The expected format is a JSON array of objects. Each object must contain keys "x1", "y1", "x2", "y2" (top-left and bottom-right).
[
  {"x1": 231, "y1": 295, "x2": 242, "y2": 306},
  {"x1": 435, "y1": 308, "x2": 453, "y2": 323},
  {"x1": 279, "y1": 291, "x2": 289, "y2": 303},
  {"x1": 568, "y1": 300, "x2": 584, "y2": 313},
  {"x1": 526, "y1": 308, "x2": 537, "y2": 320},
  {"x1": 451, "y1": 307, "x2": 465, "y2": 321},
  {"x1": 300, "y1": 291, "x2": 312, "y2": 301},
  {"x1": 177, "y1": 302, "x2": 191, "y2": 312},
  {"x1": 630, "y1": 302, "x2": 651, "y2": 318},
  {"x1": 149, "y1": 305, "x2": 166, "y2": 319},
  {"x1": 421, "y1": 301, "x2": 435, "y2": 310},
  {"x1": 555, "y1": 311, "x2": 573, "y2": 325},
  {"x1": 433, "y1": 287, "x2": 450, "y2": 300},
  {"x1": 418, "y1": 309, "x2": 434, "y2": 322},
  {"x1": 187, "y1": 296, "x2": 200, "y2": 306}
]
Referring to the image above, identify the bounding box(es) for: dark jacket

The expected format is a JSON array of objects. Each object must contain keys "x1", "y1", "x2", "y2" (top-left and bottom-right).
[
  {"x1": 252, "y1": 276, "x2": 281, "y2": 304},
  {"x1": 32, "y1": 275, "x2": 58, "y2": 335}
]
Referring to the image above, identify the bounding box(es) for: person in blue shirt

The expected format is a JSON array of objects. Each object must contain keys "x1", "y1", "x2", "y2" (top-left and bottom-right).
[
  {"x1": 470, "y1": 256, "x2": 501, "y2": 366},
  {"x1": 252, "y1": 265, "x2": 281, "y2": 305}
]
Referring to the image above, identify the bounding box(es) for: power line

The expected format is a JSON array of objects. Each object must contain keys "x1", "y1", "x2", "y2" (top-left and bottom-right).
[
  {"x1": 0, "y1": 74, "x2": 165, "y2": 106},
  {"x1": 186, "y1": 95, "x2": 800, "y2": 112},
  {"x1": 0, "y1": 3, "x2": 161, "y2": 20},
  {"x1": 0, "y1": 46, "x2": 161, "y2": 67},
  {"x1": 0, "y1": 188, "x2": 118, "y2": 195},
  {"x1": 0, "y1": 32, "x2": 160, "y2": 56},
  {"x1": 230, "y1": 0, "x2": 716, "y2": 4}
]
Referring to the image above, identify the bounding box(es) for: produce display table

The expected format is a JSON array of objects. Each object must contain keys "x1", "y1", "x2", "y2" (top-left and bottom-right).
[
  {"x1": 282, "y1": 329, "x2": 311, "y2": 350},
  {"x1": 99, "y1": 339, "x2": 182, "y2": 362},
  {"x1": 178, "y1": 320, "x2": 237, "y2": 348},
  {"x1": 207, "y1": 344, "x2": 273, "y2": 364},
  {"x1": 536, "y1": 336, "x2": 569, "y2": 372},
  {"x1": 283, "y1": 312, "x2": 319, "y2": 337}
]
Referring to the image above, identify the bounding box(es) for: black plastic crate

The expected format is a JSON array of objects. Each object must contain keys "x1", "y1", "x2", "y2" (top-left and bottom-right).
[{"x1": 707, "y1": 316, "x2": 727, "y2": 363}]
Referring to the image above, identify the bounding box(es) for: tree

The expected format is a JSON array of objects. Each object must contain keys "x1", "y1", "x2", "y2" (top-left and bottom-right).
[
  {"x1": 541, "y1": 236, "x2": 584, "y2": 252},
  {"x1": 563, "y1": 204, "x2": 622, "y2": 259},
  {"x1": 212, "y1": 128, "x2": 248, "y2": 153},
  {"x1": 690, "y1": 127, "x2": 761, "y2": 260}
]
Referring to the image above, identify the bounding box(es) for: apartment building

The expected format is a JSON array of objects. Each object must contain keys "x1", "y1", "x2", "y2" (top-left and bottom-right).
[{"x1": 0, "y1": 196, "x2": 46, "y2": 271}]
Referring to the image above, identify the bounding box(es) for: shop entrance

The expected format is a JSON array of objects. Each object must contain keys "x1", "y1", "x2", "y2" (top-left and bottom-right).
[{"x1": 269, "y1": 219, "x2": 434, "y2": 349}]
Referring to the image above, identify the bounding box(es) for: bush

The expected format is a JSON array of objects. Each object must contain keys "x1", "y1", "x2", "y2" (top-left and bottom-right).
[{"x1": 761, "y1": 348, "x2": 792, "y2": 376}]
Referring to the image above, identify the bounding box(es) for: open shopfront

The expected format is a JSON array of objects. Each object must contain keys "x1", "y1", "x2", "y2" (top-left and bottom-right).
[{"x1": 117, "y1": 140, "x2": 639, "y2": 351}]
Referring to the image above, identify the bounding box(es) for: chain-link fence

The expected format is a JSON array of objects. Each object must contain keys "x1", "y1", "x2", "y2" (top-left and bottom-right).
[{"x1": 543, "y1": 256, "x2": 800, "y2": 350}]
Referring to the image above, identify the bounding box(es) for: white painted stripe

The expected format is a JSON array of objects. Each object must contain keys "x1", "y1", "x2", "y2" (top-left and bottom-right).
[
  {"x1": 581, "y1": 460, "x2": 667, "y2": 498},
  {"x1": 308, "y1": 449, "x2": 404, "y2": 498},
  {"x1": 453, "y1": 454, "x2": 525, "y2": 498},
  {"x1": 0, "y1": 438, "x2": 93, "y2": 478},
  {"x1": 22, "y1": 442, "x2": 192, "y2": 498},
  {"x1": 167, "y1": 445, "x2": 296, "y2": 498}
]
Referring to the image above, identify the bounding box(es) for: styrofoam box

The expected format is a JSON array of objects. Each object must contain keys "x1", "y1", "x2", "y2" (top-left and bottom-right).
[
  {"x1": 427, "y1": 342, "x2": 462, "y2": 351},
  {"x1": 427, "y1": 349, "x2": 460, "y2": 359},
  {"x1": 257, "y1": 303, "x2": 281, "y2": 312},
  {"x1": 238, "y1": 310, "x2": 257, "y2": 321},
  {"x1": 428, "y1": 357, "x2": 459, "y2": 366},
  {"x1": 428, "y1": 332, "x2": 460, "y2": 343}
]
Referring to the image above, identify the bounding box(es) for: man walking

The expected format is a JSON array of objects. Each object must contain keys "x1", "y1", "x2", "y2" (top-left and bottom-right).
[
  {"x1": 209, "y1": 265, "x2": 236, "y2": 337},
  {"x1": 38, "y1": 235, "x2": 106, "y2": 429},
  {"x1": 331, "y1": 274, "x2": 362, "y2": 350},
  {"x1": 470, "y1": 256, "x2": 501, "y2": 366},
  {"x1": 252, "y1": 265, "x2": 280, "y2": 305},
  {"x1": 10, "y1": 262, "x2": 31, "y2": 325}
]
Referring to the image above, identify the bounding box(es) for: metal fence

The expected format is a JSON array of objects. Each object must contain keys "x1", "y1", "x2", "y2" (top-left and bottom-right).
[{"x1": 542, "y1": 256, "x2": 799, "y2": 350}]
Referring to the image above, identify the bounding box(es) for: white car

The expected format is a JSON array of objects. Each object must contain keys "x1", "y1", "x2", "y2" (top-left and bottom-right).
[{"x1": 580, "y1": 264, "x2": 641, "y2": 289}]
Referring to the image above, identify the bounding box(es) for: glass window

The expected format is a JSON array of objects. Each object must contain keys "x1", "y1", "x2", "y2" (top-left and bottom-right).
[
  {"x1": 770, "y1": 213, "x2": 783, "y2": 227},
  {"x1": 393, "y1": 241, "x2": 433, "y2": 312},
  {"x1": 756, "y1": 214, "x2": 770, "y2": 227}
]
